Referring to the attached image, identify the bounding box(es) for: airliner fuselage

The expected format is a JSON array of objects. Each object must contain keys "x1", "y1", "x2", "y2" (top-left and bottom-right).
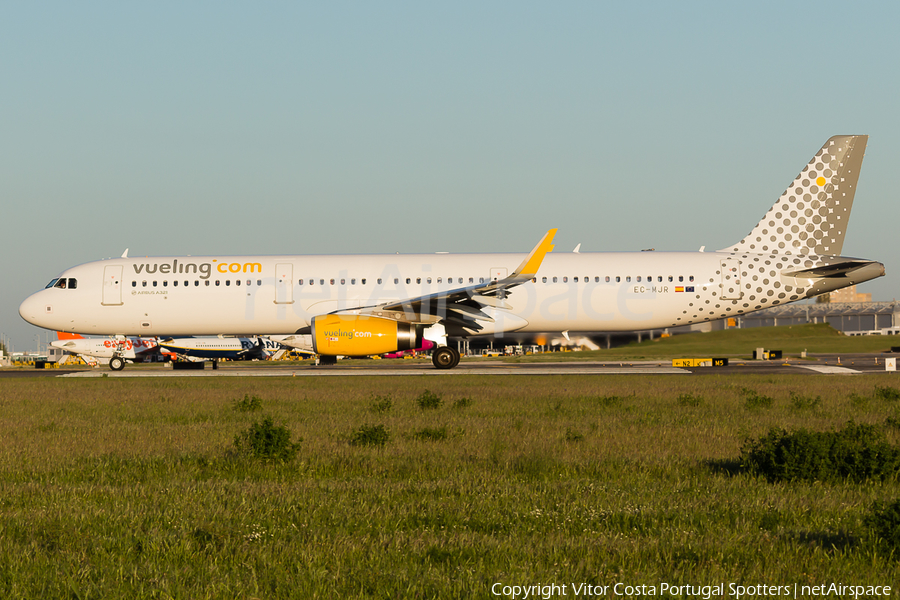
[
  {"x1": 18, "y1": 136, "x2": 886, "y2": 369},
  {"x1": 20, "y1": 250, "x2": 882, "y2": 338}
]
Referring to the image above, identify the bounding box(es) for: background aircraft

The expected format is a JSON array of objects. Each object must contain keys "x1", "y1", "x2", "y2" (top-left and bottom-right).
[
  {"x1": 157, "y1": 336, "x2": 280, "y2": 363},
  {"x1": 50, "y1": 332, "x2": 161, "y2": 370}
]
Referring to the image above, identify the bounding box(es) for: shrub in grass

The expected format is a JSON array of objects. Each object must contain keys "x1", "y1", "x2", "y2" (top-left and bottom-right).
[
  {"x1": 865, "y1": 498, "x2": 900, "y2": 552},
  {"x1": 369, "y1": 394, "x2": 393, "y2": 414},
  {"x1": 740, "y1": 422, "x2": 900, "y2": 483},
  {"x1": 849, "y1": 393, "x2": 870, "y2": 407},
  {"x1": 232, "y1": 416, "x2": 301, "y2": 461},
  {"x1": 740, "y1": 387, "x2": 773, "y2": 410},
  {"x1": 233, "y1": 394, "x2": 263, "y2": 412},
  {"x1": 885, "y1": 416, "x2": 900, "y2": 430},
  {"x1": 453, "y1": 397, "x2": 473, "y2": 409},
  {"x1": 591, "y1": 394, "x2": 626, "y2": 407},
  {"x1": 416, "y1": 389, "x2": 443, "y2": 410},
  {"x1": 789, "y1": 391, "x2": 821, "y2": 410},
  {"x1": 412, "y1": 426, "x2": 448, "y2": 442},
  {"x1": 677, "y1": 393, "x2": 703, "y2": 407},
  {"x1": 874, "y1": 385, "x2": 900, "y2": 402},
  {"x1": 564, "y1": 428, "x2": 584, "y2": 442},
  {"x1": 350, "y1": 424, "x2": 389, "y2": 447}
]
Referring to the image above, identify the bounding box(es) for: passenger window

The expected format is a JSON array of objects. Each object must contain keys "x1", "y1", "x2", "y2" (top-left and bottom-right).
[
  {"x1": 318, "y1": 279, "x2": 323, "y2": 285},
  {"x1": 417, "y1": 278, "x2": 422, "y2": 284},
  {"x1": 689, "y1": 276, "x2": 694, "y2": 282},
  {"x1": 679, "y1": 276, "x2": 684, "y2": 282},
  {"x1": 668, "y1": 276, "x2": 673, "y2": 282},
  {"x1": 563, "y1": 277, "x2": 568, "y2": 283},
  {"x1": 330, "y1": 279, "x2": 335, "y2": 285},
  {"x1": 542, "y1": 277, "x2": 547, "y2": 283},
  {"x1": 195, "y1": 281, "x2": 200, "y2": 287},
  {"x1": 658, "y1": 276, "x2": 662, "y2": 282},
  {"x1": 437, "y1": 277, "x2": 442, "y2": 284},
  {"x1": 426, "y1": 278, "x2": 432, "y2": 284},
  {"x1": 574, "y1": 277, "x2": 578, "y2": 283},
  {"x1": 377, "y1": 278, "x2": 383, "y2": 284},
  {"x1": 616, "y1": 276, "x2": 620, "y2": 283},
  {"x1": 605, "y1": 276, "x2": 610, "y2": 282},
  {"x1": 247, "y1": 280, "x2": 252, "y2": 286},
  {"x1": 341, "y1": 279, "x2": 346, "y2": 285},
  {"x1": 299, "y1": 279, "x2": 304, "y2": 285},
  {"x1": 637, "y1": 276, "x2": 641, "y2": 282},
  {"x1": 479, "y1": 277, "x2": 485, "y2": 283},
  {"x1": 626, "y1": 277, "x2": 631, "y2": 283},
  {"x1": 406, "y1": 278, "x2": 411, "y2": 284},
  {"x1": 361, "y1": 279, "x2": 366, "y2": 285},
  {"x1": 132, "y1": 281, "x2": 137, "y2": 287},
  {"x1": 469, "y1": 278, "x2": 474, "y2": 283},
  {"x1": 215, "y1": 280, "x2": 220, "y2": 286},
  {"x1": 226, "y1": 280, "x2": 230, "y2": 286},
  {"x1": 552, "y1": 277, "x2": 558, "y2": 283},
  {"x1": 205, "y1": 281, "x2": 210, "y2": 286}
]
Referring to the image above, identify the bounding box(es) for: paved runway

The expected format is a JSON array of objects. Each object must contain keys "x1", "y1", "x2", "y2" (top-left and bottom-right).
[{"x1": 1, "y1": 353, "x2": 884, "y2": 378}]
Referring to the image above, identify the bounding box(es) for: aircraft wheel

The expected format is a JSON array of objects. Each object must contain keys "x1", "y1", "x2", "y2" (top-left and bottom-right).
[
  {"x1": 432, "y1": 347, "x2": 457, "y2": 370},
  {"x1": 449, "y1": 347, "x2": 461, "y2": 368},
  {"x1": 109, "y1": 357, "x2": 125, "y2": 371}
]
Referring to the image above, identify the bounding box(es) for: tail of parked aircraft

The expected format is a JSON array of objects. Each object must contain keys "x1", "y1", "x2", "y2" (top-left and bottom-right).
[
  {"x1": 56, "y1": 331, "x2": 84, "y2": 340},
  {"x1": 721, "y1": 135, "x2": 867, "y2": 257}
]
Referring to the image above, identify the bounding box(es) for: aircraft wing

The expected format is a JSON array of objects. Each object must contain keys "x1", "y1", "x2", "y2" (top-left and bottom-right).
[{"x1": 354, "y1": 229, "x2": 557, "y2": 333}]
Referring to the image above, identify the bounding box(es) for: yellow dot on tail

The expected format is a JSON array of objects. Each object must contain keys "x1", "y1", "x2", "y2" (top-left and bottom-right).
[{"x1": 816, "y1": 176, "x2": 826, "y2": 186}]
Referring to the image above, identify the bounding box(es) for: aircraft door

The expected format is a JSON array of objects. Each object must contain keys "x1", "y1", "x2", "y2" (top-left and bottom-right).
[
  {"x1": 275, "y1": 263, "x2": 294, "y2": 304},
  {"x1": 102, "y1": 265, "x2": 123, "y2": 306},
  {"x1": 720, "y1": 258, "x2": 742, "y2": 300}
]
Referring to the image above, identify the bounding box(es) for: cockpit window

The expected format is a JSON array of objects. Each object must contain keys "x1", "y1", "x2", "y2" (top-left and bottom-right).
[
  {"x1": 68, "y1": 278, "x2": 77, "y2": 289},
  {"x1": 45, "y1": 278, "x2": 59, "y2": 289},
  {"x1": 54, "y1": 279, "x2": 67, "y2": 289}
]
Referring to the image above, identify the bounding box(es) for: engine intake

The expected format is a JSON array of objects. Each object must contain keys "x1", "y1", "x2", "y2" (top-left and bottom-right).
[{"x1": 311, "y1": 314, "x2": 423, "y2": 357}]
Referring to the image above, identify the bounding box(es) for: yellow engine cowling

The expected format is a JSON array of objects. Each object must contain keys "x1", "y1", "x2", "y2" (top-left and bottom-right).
[{"x1": 311, "y1": 314, "x2": 423, "y2": 357}]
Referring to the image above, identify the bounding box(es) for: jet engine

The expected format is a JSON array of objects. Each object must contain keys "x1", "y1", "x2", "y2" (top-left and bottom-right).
[{"x1": 311, "y1": 314, "x2": 423, "y2": 357}]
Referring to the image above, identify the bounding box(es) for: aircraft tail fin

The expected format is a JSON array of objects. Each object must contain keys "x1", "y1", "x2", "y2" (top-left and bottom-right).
[
  {"x1": 56, "y1": 331, "x2": 83, "y2": 340},
  {"x1": 721, "y1": 135, "x2": 867, "y2": 256}
]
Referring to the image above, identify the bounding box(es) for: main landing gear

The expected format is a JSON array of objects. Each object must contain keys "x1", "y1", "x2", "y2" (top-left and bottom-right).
[{"x1": 431, "y1": 346, "x2": 460, "y2": 370}]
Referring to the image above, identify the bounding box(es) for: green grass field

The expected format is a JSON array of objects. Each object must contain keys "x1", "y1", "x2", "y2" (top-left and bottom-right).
[{"x1": 1, "y1": 373, "x2": 900, "y2": 598}]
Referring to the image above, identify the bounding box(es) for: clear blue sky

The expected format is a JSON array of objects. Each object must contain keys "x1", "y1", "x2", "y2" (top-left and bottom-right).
[{"x1": 2, "y1": 1, "x2": 897, "y2": 352}]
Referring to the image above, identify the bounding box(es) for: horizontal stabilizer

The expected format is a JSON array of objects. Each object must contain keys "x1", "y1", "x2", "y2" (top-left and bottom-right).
[{"x1": 784, "y1": 260, "x2": 882, "y2": 279}]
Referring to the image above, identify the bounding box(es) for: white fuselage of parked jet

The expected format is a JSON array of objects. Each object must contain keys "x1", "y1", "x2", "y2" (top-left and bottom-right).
[
  {"x1": 19, "y1": 136, "x2": 885, "y2": 369},
  {"x1": 20, "y1": 250, "x2": 883, "y2": 338}
]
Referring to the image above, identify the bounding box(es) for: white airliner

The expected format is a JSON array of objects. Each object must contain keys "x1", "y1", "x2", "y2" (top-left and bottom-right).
[
  {"x1": 20, "y1": 136, "x2": 884, "y2": 370},
  {"x1": 50, "y1": 332, "x2": 161, "y2": 369},
  {"x1": 157, "y1": 336, "x2": 281, "y2": 362}
]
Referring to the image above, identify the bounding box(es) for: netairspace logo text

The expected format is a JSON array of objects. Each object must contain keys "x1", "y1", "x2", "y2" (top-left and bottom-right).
[{"x1": 490, "y1": 582, "x2": 892, "y2": 599}]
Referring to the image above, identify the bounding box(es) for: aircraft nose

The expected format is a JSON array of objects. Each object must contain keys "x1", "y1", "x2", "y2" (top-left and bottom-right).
[{"x1": 19, "y1": 292, "x2": 51, "y2": 327}]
